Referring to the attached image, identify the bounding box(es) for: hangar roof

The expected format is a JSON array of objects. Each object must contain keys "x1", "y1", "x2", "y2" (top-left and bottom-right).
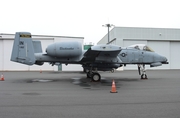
[
  {"x1": 0, "y1": 33, "x2": 84, "y2": 40},
  {"x1": 98, "y1": 26, "x2": 180, "y2": 44}
]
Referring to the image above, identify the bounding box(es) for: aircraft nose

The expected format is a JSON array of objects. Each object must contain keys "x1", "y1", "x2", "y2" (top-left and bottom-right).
[
  {"x1": 163, "y1": 56, "x2": 167, "y2": 61},
  {"x1": 161, "y1": 56, "x2": 168, "y2": 64}
]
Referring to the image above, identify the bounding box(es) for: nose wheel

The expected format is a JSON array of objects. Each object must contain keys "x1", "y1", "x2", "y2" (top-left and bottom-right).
[{"x1": 141, "y1": 74, "x2": 147, "y2": 79}]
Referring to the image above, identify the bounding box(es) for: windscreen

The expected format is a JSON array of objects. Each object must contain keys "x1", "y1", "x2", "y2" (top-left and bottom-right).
[{"x1": 129, "y1": 44, "x2": 154, "y2": 52}]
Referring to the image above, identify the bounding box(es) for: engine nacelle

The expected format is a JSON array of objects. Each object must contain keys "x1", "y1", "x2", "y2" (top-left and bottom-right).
[{"x1": 46, "y1": 41, "x2": 82, "y2": 57}]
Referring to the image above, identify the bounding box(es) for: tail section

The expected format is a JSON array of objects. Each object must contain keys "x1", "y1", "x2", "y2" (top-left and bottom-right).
[
  {"x1": 32, "y1": 40, "x2": 43, "y2": 53},
  {"x1": 11, "y1": 32, "x2": 36, "y2": 65}
]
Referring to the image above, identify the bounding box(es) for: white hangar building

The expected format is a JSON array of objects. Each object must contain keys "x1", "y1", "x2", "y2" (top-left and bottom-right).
[
  {"x1": 0, "y1": 33, "x2": 84, "y2": 71},
  {"x1": 98, "y1": 27, "x2": 180, "y2": 69}
]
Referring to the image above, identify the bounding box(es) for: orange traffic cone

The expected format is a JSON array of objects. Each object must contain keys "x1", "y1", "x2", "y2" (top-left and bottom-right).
[
  {"x1": 0, "y1": 74, "x2": 4, "y2": 81},
  {"x1": 110, "y1": 80, "x2": 117, "y2": 93}
]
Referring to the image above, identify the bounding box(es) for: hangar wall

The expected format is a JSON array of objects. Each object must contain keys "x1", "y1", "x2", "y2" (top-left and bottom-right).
[
  {"x1": 170, "y1": 42, "x2": 180, "y2": 69},
  {"x1": 0, "y1": 33, "x2": 84, "y2": 71},
  {"x1": 98, "y1": 27, "x2": 180, "y2": 69},
  {"x1": 0, "y1": 40, "x2": 3, "y2": 70}
]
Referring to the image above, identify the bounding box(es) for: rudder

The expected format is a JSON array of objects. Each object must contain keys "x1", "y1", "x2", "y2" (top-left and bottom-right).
[{"x1": 11, "y1": 32, "x2": 36, "y2": 65}]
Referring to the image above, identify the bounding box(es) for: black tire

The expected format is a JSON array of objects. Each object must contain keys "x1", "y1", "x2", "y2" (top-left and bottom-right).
[
  {"x1": 92, "y1": 73, "x2": 101, "y2": 82},
  {"x1": 141, "y1": 74, "x2": 148, "y2": 79},
  {"x1": 111, "y1": 69, "x2": 115, "y2": 73}
]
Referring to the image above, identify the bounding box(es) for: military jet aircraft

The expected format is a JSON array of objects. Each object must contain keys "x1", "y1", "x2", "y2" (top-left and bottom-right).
[{"x1": 11, "y1": 32, "x2": 168, "y2": 82}]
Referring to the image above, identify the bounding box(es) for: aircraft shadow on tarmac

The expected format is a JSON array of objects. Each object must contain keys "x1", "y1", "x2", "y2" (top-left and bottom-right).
[
  {"x1": 17, "y1": 76, "x2": 139, "y2": 90},
  {"x1": 10, "y1": 71, "x2": 140, "y2": 90}
]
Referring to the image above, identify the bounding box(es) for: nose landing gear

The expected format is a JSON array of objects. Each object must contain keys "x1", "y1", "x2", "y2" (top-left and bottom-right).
[{"x1": 138, "y1": 64, "x2": 148, "y2": 79}]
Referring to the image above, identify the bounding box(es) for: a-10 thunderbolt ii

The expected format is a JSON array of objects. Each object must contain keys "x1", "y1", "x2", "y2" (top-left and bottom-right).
[{"x1": 11, "y1": 32, "x2": 168, "y2": 82}]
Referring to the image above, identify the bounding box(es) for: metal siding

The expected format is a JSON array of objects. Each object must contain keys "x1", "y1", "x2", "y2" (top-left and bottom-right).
[
  {"x1": 0, "y1": 40, "x2": 3, "y2": 70},
  {"x1": 170, "y1": 42, "x2": 180, "y2": 69},
  {"x1": 116, "y1": 38, "x2": 123, "y2": 47},
  {"x1": 99, "y1": 27, "x2": 180, "y2": 45},
  {"x1": 62, "y1": 64, "x2": 83, "y2": 71},
  {"x1": 123, "y1": 40, "x2": 147, "y2": 47},
  {"x1": 29, "y1": 63, "x2": 55, "y2": 71},
  {"x1": 115, "y1": 27, "x2": 180, "y2": 40}
]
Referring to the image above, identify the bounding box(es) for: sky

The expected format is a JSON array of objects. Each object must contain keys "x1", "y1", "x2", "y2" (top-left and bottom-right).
[{"x1": 1, "y1": 0, "x2": 180, "y2": 44}]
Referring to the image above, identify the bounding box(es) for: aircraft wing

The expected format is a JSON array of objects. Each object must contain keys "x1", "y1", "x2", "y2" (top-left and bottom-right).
[{"x1": 81, "y1": 44, "x2": 122, "y2": 63}]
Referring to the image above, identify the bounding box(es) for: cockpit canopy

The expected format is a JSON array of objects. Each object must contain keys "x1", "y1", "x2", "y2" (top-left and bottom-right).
[{"x1": 128, "y1": 44, "x2": 154, "y2": 52}]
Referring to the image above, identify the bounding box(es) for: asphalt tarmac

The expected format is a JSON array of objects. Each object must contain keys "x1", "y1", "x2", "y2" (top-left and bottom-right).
[{"x1": 0, "y1": 70, "x2": 180, "y2": 118}]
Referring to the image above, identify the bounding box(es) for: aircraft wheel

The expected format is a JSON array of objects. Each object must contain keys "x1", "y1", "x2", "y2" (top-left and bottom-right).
[
  {"x1": 87, "y1": 72, "x2": 92, "y2": 78},
  {"x1": 141, "y1": 74, "x2": 148, "y2": 79},
  {"x1": 111, "y1": 69, "x2": 115, "y2": 73},
  {"x1": 92, "y1": 73, "x2": 101, "y2": 82}
]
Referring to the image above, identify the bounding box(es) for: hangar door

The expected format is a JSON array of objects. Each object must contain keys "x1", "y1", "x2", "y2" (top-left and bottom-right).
[
  {"x1": 123, "y1": 40, "x2": 147, "y2": 47},
  {"x1": 170, "y1": 42, "x2": 180, "y2": 69},
  {"x1": 0, "y1": 40, "x2": 3, "y2": 70}
]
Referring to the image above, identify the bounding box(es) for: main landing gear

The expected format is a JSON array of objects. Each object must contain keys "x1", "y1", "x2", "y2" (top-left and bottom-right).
[
  {"x1": 87, "y1": 72, "x2": 101, "y2": 82},
  {"x1": 138, "y1": 64, "x2": 148, "y2": 79},
  {"x1": 85, "y1": 68, "x2": 115, "y2": 82},
  {"x1": 86, "y1": 70, "x2": 101, "y2": 82}
]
